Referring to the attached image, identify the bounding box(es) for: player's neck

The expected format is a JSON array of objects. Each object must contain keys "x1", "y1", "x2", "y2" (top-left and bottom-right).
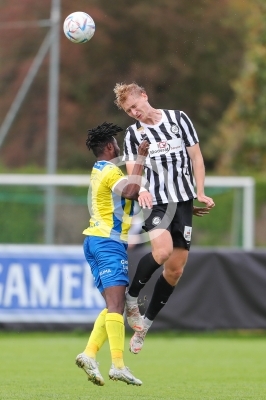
[
  {"x1": 97, "y1": 153, "x2": 118, "y2": 164},
  {"x1": 97, "y1": 152, "x2": 113, "y2": 162},
  {"x1": 97, "y1": 156, "x2": 112, "y2": 162},
  {"x1": 139, "y1": 108, "x2": 162, "y2": 125}
]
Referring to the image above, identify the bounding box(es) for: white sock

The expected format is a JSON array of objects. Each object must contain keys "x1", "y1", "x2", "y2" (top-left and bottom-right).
[
  {"x1": 143, "y1": 316, "x2": 153, "y2": 328},
  {"x1": 126, "y1": 292, "x2": 138, "y2": 304}
]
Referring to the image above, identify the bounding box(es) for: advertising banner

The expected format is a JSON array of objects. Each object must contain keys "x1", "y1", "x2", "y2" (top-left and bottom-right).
[
  {"x1": 1, "y1": 245, "x2": 266, "y2": 330},
  {"x1": 0, "y1": 245, "x2": 105, "y2": 324}
]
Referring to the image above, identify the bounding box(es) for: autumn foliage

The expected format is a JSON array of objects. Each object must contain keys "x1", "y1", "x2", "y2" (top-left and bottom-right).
[{"x1": 0, "y1": 0, "x2": 260, "y2": 173}]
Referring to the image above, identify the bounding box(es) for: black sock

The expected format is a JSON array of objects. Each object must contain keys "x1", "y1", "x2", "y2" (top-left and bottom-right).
[
  {"x1": 128, "y1": 252, "x2": 161, "y2": 297},
  {"x1": 145, "y1": 274, "x2": 175, "y2": 321}
]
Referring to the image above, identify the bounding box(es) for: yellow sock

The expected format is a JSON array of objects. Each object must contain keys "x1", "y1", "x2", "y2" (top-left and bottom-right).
[
  {"x1": 105, "y1": 313, "x2": 125, "y2": 369},
  {"x1": 84, "y1": 308, "x2": 108, "y2": 359}
]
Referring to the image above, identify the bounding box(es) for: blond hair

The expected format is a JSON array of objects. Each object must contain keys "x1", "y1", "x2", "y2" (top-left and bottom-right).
[{"x1": 113, "y1": 82, "x2": 146, "y2": 109}]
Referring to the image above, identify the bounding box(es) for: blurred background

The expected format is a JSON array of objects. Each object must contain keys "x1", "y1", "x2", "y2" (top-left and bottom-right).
[
  {"x1": 0, "y1": 0, "x2": 266, "y2": 248},
  {"x1": 1, "y1": 4, "x2": 266, "y2": 397}
]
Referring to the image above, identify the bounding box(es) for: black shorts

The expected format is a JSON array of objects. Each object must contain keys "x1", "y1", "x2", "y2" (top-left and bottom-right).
[{"x1": 142, "y1": 200, "x2": 193, "y2": 250}]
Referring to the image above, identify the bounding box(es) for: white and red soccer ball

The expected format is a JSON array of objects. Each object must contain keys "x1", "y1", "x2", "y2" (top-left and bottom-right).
[{"x1": 63, "y1": 11, "x2": 95, "y2": 44}]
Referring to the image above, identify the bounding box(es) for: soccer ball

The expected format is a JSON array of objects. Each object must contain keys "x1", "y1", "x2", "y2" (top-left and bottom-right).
[{"x1": 63, "y1": 12, "x2": 95, "y2": 44}]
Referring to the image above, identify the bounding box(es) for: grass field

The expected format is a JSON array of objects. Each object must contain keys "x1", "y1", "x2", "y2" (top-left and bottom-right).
[{"x1": 0, "y1": 331, "x2": 266, "y2": 400}]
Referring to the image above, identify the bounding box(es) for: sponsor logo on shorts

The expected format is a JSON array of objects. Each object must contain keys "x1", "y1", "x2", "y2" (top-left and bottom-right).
[
  {"x1": 152, "y1": 216, "x2": 161, "y2": 226},
  {"x1": 121, "y1": 260, "x2": 128, "y2": 273},
  {"x1": 184, "y1": 226, "x2": 192, "y2": 241},
  {"x1": 100, "y1": 269, "x2": 111, "y2": 276}
]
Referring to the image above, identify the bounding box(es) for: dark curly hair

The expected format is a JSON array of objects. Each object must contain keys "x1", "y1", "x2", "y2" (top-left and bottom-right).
[{"x1": 86, "y1": 122, "x2": 123, "y2": 157}]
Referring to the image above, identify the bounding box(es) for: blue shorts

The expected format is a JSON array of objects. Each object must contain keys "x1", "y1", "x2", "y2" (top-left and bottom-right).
[{"x1": 83, "y1": 236, "x2": 129, "y2": 294}]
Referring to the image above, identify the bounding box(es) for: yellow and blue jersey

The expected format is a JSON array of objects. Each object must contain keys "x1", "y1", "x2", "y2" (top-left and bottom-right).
[{"x1": 83, "y1": 160, "x2": 134, "y2": 243}]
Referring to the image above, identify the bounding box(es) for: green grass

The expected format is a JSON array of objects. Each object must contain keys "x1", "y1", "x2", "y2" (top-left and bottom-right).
[{"x1": 0, "y1": 331, "x2": 266, "y2": 399}]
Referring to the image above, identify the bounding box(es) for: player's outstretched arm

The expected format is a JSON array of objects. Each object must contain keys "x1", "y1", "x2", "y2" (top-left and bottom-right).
[
  {"x1": 187, "y1": 144, "x2": 215, "y2": 208},
  {"x1": 113, "y1": 141, "x2": 149, "y2": 200}
]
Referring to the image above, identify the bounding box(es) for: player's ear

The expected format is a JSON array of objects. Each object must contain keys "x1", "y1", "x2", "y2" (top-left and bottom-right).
[
  {"x1": 141, "y1": 92, "x2": 148, "y2": 101},
  {"x1": 106, "y1": 142, "x2": 113, "y2": 151}
]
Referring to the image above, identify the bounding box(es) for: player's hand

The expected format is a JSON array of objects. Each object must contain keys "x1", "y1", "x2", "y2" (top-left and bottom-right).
[
  {"x1": 197, "y1": 194, "x2": 215, "y2": 208},
  {"x1": 138, "y1": 190, "x2": 153, "y2": 209},
  {"x1": 137, "y1": 140, "x2": 149, "y2": 157},
  {"x1": 193, "y1": 205, "x2": 214, "y2": 217}
]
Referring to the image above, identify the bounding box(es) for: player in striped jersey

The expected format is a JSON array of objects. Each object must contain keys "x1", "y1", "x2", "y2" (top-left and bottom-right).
[
  {"x1": 76, "y1": 122, "x2": 151, "y2": 386},
  {"x1": 114, "y1": 82, "x2": 215, "y2": 354}
]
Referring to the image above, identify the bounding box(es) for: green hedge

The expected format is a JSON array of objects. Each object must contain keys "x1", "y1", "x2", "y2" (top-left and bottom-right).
[{"x1": 0, "y1": 176, "x2": 265, "y2": 247}]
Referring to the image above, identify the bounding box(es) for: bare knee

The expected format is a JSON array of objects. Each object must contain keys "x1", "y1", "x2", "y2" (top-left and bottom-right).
[
  {"x1": 164, "y1": 262, "x2": 187, "y2": 286},
  {"x1": 166, "y1": 267, "x2": 184, "y2": 284},
  {"x1": 163, "y1": 248, "x2": 189, "y2": 286},
  {"x1": 177, "y1": 268, "x2": 184, "y2": 280},
  {"x1": 153, "y1": 248, "x2": 173, "y2": 265}
]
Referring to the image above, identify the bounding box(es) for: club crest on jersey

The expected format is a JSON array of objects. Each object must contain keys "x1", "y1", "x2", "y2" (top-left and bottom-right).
[
  {"x1": 152, "y1": 216, "x2": 161, "y2": 226},
  {"x1": 170, "y1": 124, "x2": 179, "y2": 134}
]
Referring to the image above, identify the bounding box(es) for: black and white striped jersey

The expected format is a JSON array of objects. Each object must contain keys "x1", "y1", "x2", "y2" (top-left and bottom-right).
[{"x1": 122, "y1": 109, "x2": 198, "y2": 205}]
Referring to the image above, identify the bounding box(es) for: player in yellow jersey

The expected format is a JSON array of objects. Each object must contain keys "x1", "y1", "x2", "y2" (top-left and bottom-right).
[{"x1": 75, "y1": 122, "x2": 151, "y2": 386}]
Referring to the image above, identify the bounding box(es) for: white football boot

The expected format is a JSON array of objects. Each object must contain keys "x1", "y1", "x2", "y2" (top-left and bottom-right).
[
  {"x1": 75, "y1": 353, "x2": 104, "y2": 386},
  {"x1": 129, "y1": 316, "x2": 149, "y2": 354},
  {"x1": 109, "y1": 364, "x2": 142, "y2": 386}
]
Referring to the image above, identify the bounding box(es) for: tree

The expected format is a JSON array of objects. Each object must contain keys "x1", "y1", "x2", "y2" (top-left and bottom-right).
[
  {"x1": 211, "y1": 0, "x2": 266, "y2": 174},
  {"x1": 0, "y1": 0, "x2": 248, "y2": 171}
]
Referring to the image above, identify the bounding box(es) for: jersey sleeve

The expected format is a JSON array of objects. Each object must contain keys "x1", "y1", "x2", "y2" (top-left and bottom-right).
[
  {"x1": 102, "y1": 164, "x2": 127, "y2": 191},
  {"x1": 122, "y1": 127, "x2": 139, "y2": 161},
  {"x1": 180, "y1": 111, "x2": 199, "y2": 147}
]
